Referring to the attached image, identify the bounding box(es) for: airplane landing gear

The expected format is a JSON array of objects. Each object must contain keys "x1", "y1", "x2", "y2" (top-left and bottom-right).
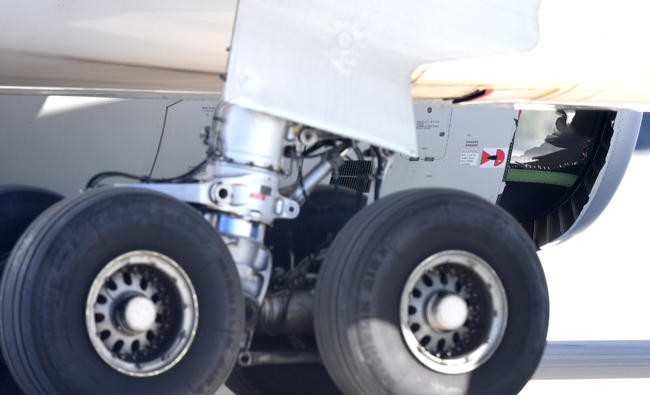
[{"x1": 0, "y1": 105, "x2": 550, "y2": 395}]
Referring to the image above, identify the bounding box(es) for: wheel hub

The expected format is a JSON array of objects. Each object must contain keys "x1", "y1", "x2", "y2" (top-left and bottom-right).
[
  {"x1": 85, "y1": 251, "x2": 199, "y2": 377},
  {"x1": 399, "y1": 250, "x2": 507, "y2": 374},
  {"x1": 426, "y1": 293, "x2": 469, "y2": 332},
  {"x1": 121, "y1": 296, "x2": 157, "y2": 333}
]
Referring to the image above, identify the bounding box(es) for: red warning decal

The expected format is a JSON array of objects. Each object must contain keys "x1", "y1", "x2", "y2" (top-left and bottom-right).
[
  {"x1": 250, "y1": 193, "x2": 266, "y2": 201},
  {"x1": 480, "y1": 148, "x2": 507, "y2": 168}
]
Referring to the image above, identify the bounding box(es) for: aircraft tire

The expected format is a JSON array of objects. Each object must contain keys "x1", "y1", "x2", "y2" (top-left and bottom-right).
[
  {"x1": 315, "y1": 188, "x2": 549, "y2": 395},
  {"x1": 0, "y1": 187, "x2": 244, "y2": 395},
  {"x1": 0, "y1": 185, "x2": 63, "y2": 395}
]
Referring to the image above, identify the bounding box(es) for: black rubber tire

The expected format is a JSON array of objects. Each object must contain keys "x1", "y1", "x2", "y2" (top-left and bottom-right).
[
  {"x1": 0, "y1": 185, "x2": 63, "y2": 395},
  {"x1": 0, "y1": 187, "x2": 244, "y2": 395},
  {"x1": 226, "y1": 186, "x2": 363, "y2": 395},
  {"x1": 315, "y1": 189, "x2": 549, "y2": 395},
  {"x1": 0, "y1": 185, "x2": 62, "y2": 271}
]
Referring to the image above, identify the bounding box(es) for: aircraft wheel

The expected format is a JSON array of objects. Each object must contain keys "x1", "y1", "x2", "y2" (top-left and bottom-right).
[
  {"x1": 0, "y1": 185, "x2": 62, "y2": 395},
  {"x1": 0, "y1": 185, "x2": 62, "y2": 272},
  {"x1": 0, "y1": 187, "x2": 244, "y2": 395},
  {"x1": 315, "y1": 189, "x2": 549, "y2": 395}
]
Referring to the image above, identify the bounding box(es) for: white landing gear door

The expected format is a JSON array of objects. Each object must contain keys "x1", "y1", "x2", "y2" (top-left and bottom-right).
[{"x1": 224, "y1": 0, "x2": 539, "y2": 156}]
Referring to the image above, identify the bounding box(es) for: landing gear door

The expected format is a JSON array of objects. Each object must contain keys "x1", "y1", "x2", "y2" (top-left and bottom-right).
[{"x1": 224, "y1": 0, "x2": 540, "y2": 156}]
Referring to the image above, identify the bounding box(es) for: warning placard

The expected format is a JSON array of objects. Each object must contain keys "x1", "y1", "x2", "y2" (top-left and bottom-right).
[
  {"x1": 480, "y1": 147, "x2": 507, "y2": 168},
  {"x1": 460, "y1": 149, "x2": 480, "y2": 166}
]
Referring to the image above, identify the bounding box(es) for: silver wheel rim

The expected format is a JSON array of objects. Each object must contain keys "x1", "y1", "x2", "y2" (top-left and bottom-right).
[
  {"x1": 85, "y1": 251, "x2": 199, "y2": 377},
  {"x1": 399, "y1": 250, "x2": 507, "y2": 374}
]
